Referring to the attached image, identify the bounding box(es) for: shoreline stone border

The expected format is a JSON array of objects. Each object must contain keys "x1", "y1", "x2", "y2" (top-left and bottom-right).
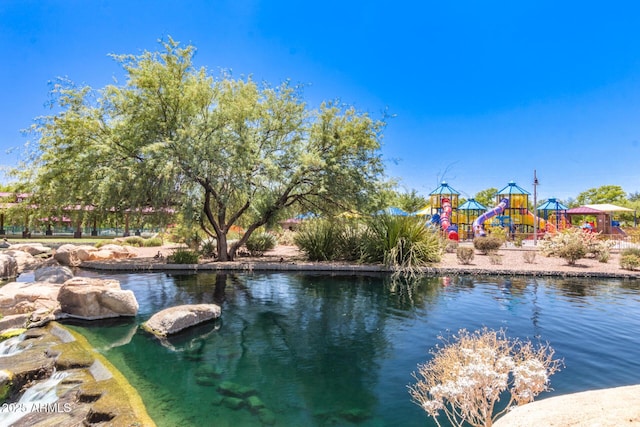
[{"x1": 81, "y1": 258, "x2": 640, "y2": 279}]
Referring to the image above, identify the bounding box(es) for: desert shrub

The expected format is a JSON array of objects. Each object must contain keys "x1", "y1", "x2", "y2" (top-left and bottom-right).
[
  {"x1": 456, "y1": 246, "x2": 474, "y2": 265},
  {"x1": 539, "y1": 228, "x2": 605, "y2": 265},
  {"x1": 556, "y1": 240, "x2": 586, "y2": 265},
  {"x1": 245, "y1": 232, "x2": 277, "y2": 256},
  {"x1": 199, "y1": 238, "x2": 217, "y2": 258},
  {"x1": 360, "y1": 215, "x2": 442, "y2": 274},
  {"x1": 597, "y1": 251, "x2": 610, "y2": 263},
  {"x1": 473, "y1": 236, "x2": 503, "y2": 254},
  {"x1": 514, "y1": 235, "x2": 524, "y2": 247},
  {"x1": 142, "y1": 237, "x2": 163, "y2": 247},
  {"x1": 444, "y1": 240, "x2": 458, "y2": 253},
  {"x1": 94, "y1": 239, "x2": 115, "y2": 248},
  {"x1": 335, "y1": 221, "x2": 365, "y2": 261},
  {"x1": 409, "y1": 327, "x2": 562, "y2": 427},
  {"x1": 522, "y1": 250, "x2": 536, "y2": 264},
  {"x1": 123, "y1": 236, "x2": 145, "y2": 247},
  {"x1": 168, "y1": 248, "x2": 200, "y2": 264},
  {"x1": 275, "y1": 229, "x2": 297, "y2": 246},
  {"x1": 620, "y1": 247, "x2": 640, "y2": 271},
  {"x1": 294, "y1": 219, "x2": 343, "y2": 261},
  {"x1": 489, "y1": 253, "x2": 502, "y2": 265}
]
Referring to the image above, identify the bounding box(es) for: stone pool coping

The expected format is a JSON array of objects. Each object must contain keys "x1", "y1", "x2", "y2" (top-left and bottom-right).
[{"x1": 80, "y1": 257, "x2": 640, "y2": 279}]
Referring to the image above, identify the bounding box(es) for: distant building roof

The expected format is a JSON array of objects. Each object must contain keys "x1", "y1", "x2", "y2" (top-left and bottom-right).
[{"x1": 583, "y1": 204, "x2": 634, "y2": 212}]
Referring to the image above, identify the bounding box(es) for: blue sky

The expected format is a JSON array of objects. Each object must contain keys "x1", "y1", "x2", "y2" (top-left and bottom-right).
[{"x1": 2, "y1": 0, "x2": 640, "y2": 203}]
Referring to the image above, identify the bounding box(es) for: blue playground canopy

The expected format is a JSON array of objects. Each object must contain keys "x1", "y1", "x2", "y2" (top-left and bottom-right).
[
  {"x1": 458, "y1": 199, "x2": 487, "y2": 211},
  {"x1": 497, "y1": 181, "x2": 530, "y2": 195},
  {"x1": 536, "y1": 198, "x2": 569, "y2": 212},
  {"x1": 376, "y1": 207, "x2": 409, "y2": 216},
  {"x1": 429, "y1": 181, "x2": 461, "y2": 196}
]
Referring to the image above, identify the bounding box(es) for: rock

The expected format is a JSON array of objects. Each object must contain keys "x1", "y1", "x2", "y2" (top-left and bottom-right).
[
  {"x1": 34, "y1": 265, "x2": 74, "y2": 283},
  {"x1": 0, "y1": 253, "x2": 18, "y2": 280},
  {"x1": 217, "y1": 381, "x2": 257, "y2": 398},
  {"x1": 0, "y1": 281, "x2": 63, "y2": 317},
  {"x1": 7, "y1": 243, "x2": 51, "y2": 256},
  {"x1": 143, "y1": 304, "x2": 221, "y2": 337},
  {"x1": 0, "y1": 369, "x2": 13, "y2": 401},
  {"x1": 54, "y1": 244, "x2": 95, "y2": 266},
  {"x1": 57, "y1": 277, "x2": 138, "y2": 320},
  {"x1": 3, "y1": 250, "x2": 38, "y2": 274},
  {"x1": 55, "y1": 244, "x2": 135, "y2": 266}
]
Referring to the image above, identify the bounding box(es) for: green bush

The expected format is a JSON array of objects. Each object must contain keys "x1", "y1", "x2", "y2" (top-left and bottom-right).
[
  {"x1": 522, "y1": 250, "x2": 536, "y2": 264},
  {"x1": 294, "y1": 219, "x2": 343, "y2": 261},
  {"x1": 456, "y1": 246, "x2": 474, "y2": 265},
  {"x1": 557, "y1": 240, "x2": 586, "y2": 265},
  {"x1": 360, "y1": 215, "x2": 442, "y2": 273},
  {"x1": 245, "y1": 232, "x2": 277, "y2": 256},
  {"x1": 200, "y1": 239, "x2": 217, "y2": 258},
  {"x1": 444, "y1": 241, "x2": 459, "y2": 254},
  {"x1": 473, "y1": 236, "x2": 504, "y2": 254},
  {"x1": 142, "y1": 237, "x2": 163, "y2": 247},
  {"x1": 620, "y1": 247, "x2": 640, "y2": 271},
  {"x1": 123, "y1": 236, "x2": 145, "y2": 247},
  {"x1": 168, "y1": 248, "x2": 200, "y2": 264}
]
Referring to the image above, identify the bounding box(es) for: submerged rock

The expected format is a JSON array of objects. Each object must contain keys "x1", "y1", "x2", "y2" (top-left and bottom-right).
[{"x1": 142, "y1": 304, "x2": 221, "y2": 337}]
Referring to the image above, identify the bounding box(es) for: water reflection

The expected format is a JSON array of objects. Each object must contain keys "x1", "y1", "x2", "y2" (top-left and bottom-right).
[{"x1": 67, "y1": 271, "x2": 640, "y2": 427}]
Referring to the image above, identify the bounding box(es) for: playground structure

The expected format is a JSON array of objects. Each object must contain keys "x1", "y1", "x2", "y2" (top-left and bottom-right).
[
  {"x1": 427, "y1": 181, "x2": 576, "y2": 240},
  {"x1": 427, "y1": 182, "x2": 460, "y2": 241}
]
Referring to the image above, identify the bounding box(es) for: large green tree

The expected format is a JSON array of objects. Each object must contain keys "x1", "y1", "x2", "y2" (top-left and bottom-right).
[
  {"x1": 575, "y1": 185, "x2": 627, "y2": 205},
  {"x1": 18, "y1": 38, "x2": 386, "y2": 260}
]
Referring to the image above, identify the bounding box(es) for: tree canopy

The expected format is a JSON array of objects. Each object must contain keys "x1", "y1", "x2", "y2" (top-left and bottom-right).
[
  {"x1": 575, "y1": 185, "x2": 627, "y2": 205},
  {"x1": 17, "y1": 38, "x2": 387, "y2": 260}
]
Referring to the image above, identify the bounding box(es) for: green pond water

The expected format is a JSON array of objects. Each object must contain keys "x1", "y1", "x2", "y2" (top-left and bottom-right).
[{"x1": 64, "y1": 271, "x2": 640, "y2": 426}]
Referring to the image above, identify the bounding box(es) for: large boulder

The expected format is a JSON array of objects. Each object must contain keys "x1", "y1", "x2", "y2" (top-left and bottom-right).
[
  {"x1": 0, "y1": 281, "x2": 63, "y2": 317},
  {"x1": 7, "y1": 243, "x2": 51, "y2": 256},
  {"x1": 57, "y1": 277, "x2": 138, "y2": 320},
  {"x1": 33, "y1": 265, "x2": 74, "y2": 284},
  {"x1": 0, "y1": 254, "x2": 18, "y2": 280},
  {"x1": 143, "y1": 304, "x2": 221, "y2": 337},
  {"x1": 55, "y1": 244, "x2": 136, "y2": 266},
  {"x1": 3, "y1": 250, "x2": 39, "y2": 273},
  {"x1": 54, "y1": 244, "x2": 95, "y2": 266}
]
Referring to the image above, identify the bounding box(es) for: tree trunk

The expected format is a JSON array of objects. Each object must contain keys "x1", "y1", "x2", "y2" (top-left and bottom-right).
[{"x1": 216, "y1": 231, "x2": 230, "y2": 261}]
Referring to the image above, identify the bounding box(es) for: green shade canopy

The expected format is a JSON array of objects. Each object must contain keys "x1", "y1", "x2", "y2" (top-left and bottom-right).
[{"x1": 497, "y1": 181, "x2": 530, "y2": 195}]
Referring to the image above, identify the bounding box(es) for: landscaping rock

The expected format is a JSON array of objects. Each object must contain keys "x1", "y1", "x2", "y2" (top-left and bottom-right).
[
  {"x1": 57, "y1": 277, "x2": 138, "y2": 320},
  {"x1": 0, "y1": 253, "x2": 18, "y2": 280},
  {"x1": 3, "y1": 250, "x2": 38, "y2": 274},
  {"x1": 0, "y1": 281, "x2": 63, "y2": 317},
  {"x1": 143, "y1": 304, "x2": 221, "y2": 337},
  {"x1": 8, "y1": 242, "x2": 51, "y2": 256},
  {"x1": 34, "y1": 265, "x2": 74, "y2": 284},
  {"x1": 53, "y1": 244, "x2": 91, "y2": 266}
]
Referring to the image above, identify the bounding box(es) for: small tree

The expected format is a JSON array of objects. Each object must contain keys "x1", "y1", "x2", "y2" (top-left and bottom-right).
[{"x1": 409, "y1": 328, "x2": 562, "y2": 427}]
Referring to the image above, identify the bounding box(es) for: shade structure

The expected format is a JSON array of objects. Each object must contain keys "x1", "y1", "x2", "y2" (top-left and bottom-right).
[
  {"x1": 458, "y1": 199, "x2": 487, "y2": 211},
  {"x1": 495, "y1": 181, "x2": 532, "y2": 234},
  {"x1": 428, "y1": 182, "x2": 460, "y2": 211},
  {"x1": 411, "y1": 205, "x2": 432, "y2": 216},
  {"x1": 566, "y1": 204, "x2": 632, "y2": 234},
  {"x1": 376, "y1": 207, "x2": 409, "y2": 216},
  {"x1": 457, "y1": 198, "x2": 487, "y2": 240},
  {"x1": 536, "y1": 198, "x2": 569, "y2": 232}
]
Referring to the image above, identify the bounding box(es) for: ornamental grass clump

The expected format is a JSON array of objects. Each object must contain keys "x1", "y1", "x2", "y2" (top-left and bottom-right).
[
  {"x1": 409, "y1": 328, "x2": 562, "y2": 427},
  {"x1": 294, "y1": 218, "x2": 343, "y2": 261},
  {"x1": 245, "y1": 231, "x2": 277, "y2": 256},
  {"x1": 360, "y1": 214, "x2": 442, "y2": 276}
]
